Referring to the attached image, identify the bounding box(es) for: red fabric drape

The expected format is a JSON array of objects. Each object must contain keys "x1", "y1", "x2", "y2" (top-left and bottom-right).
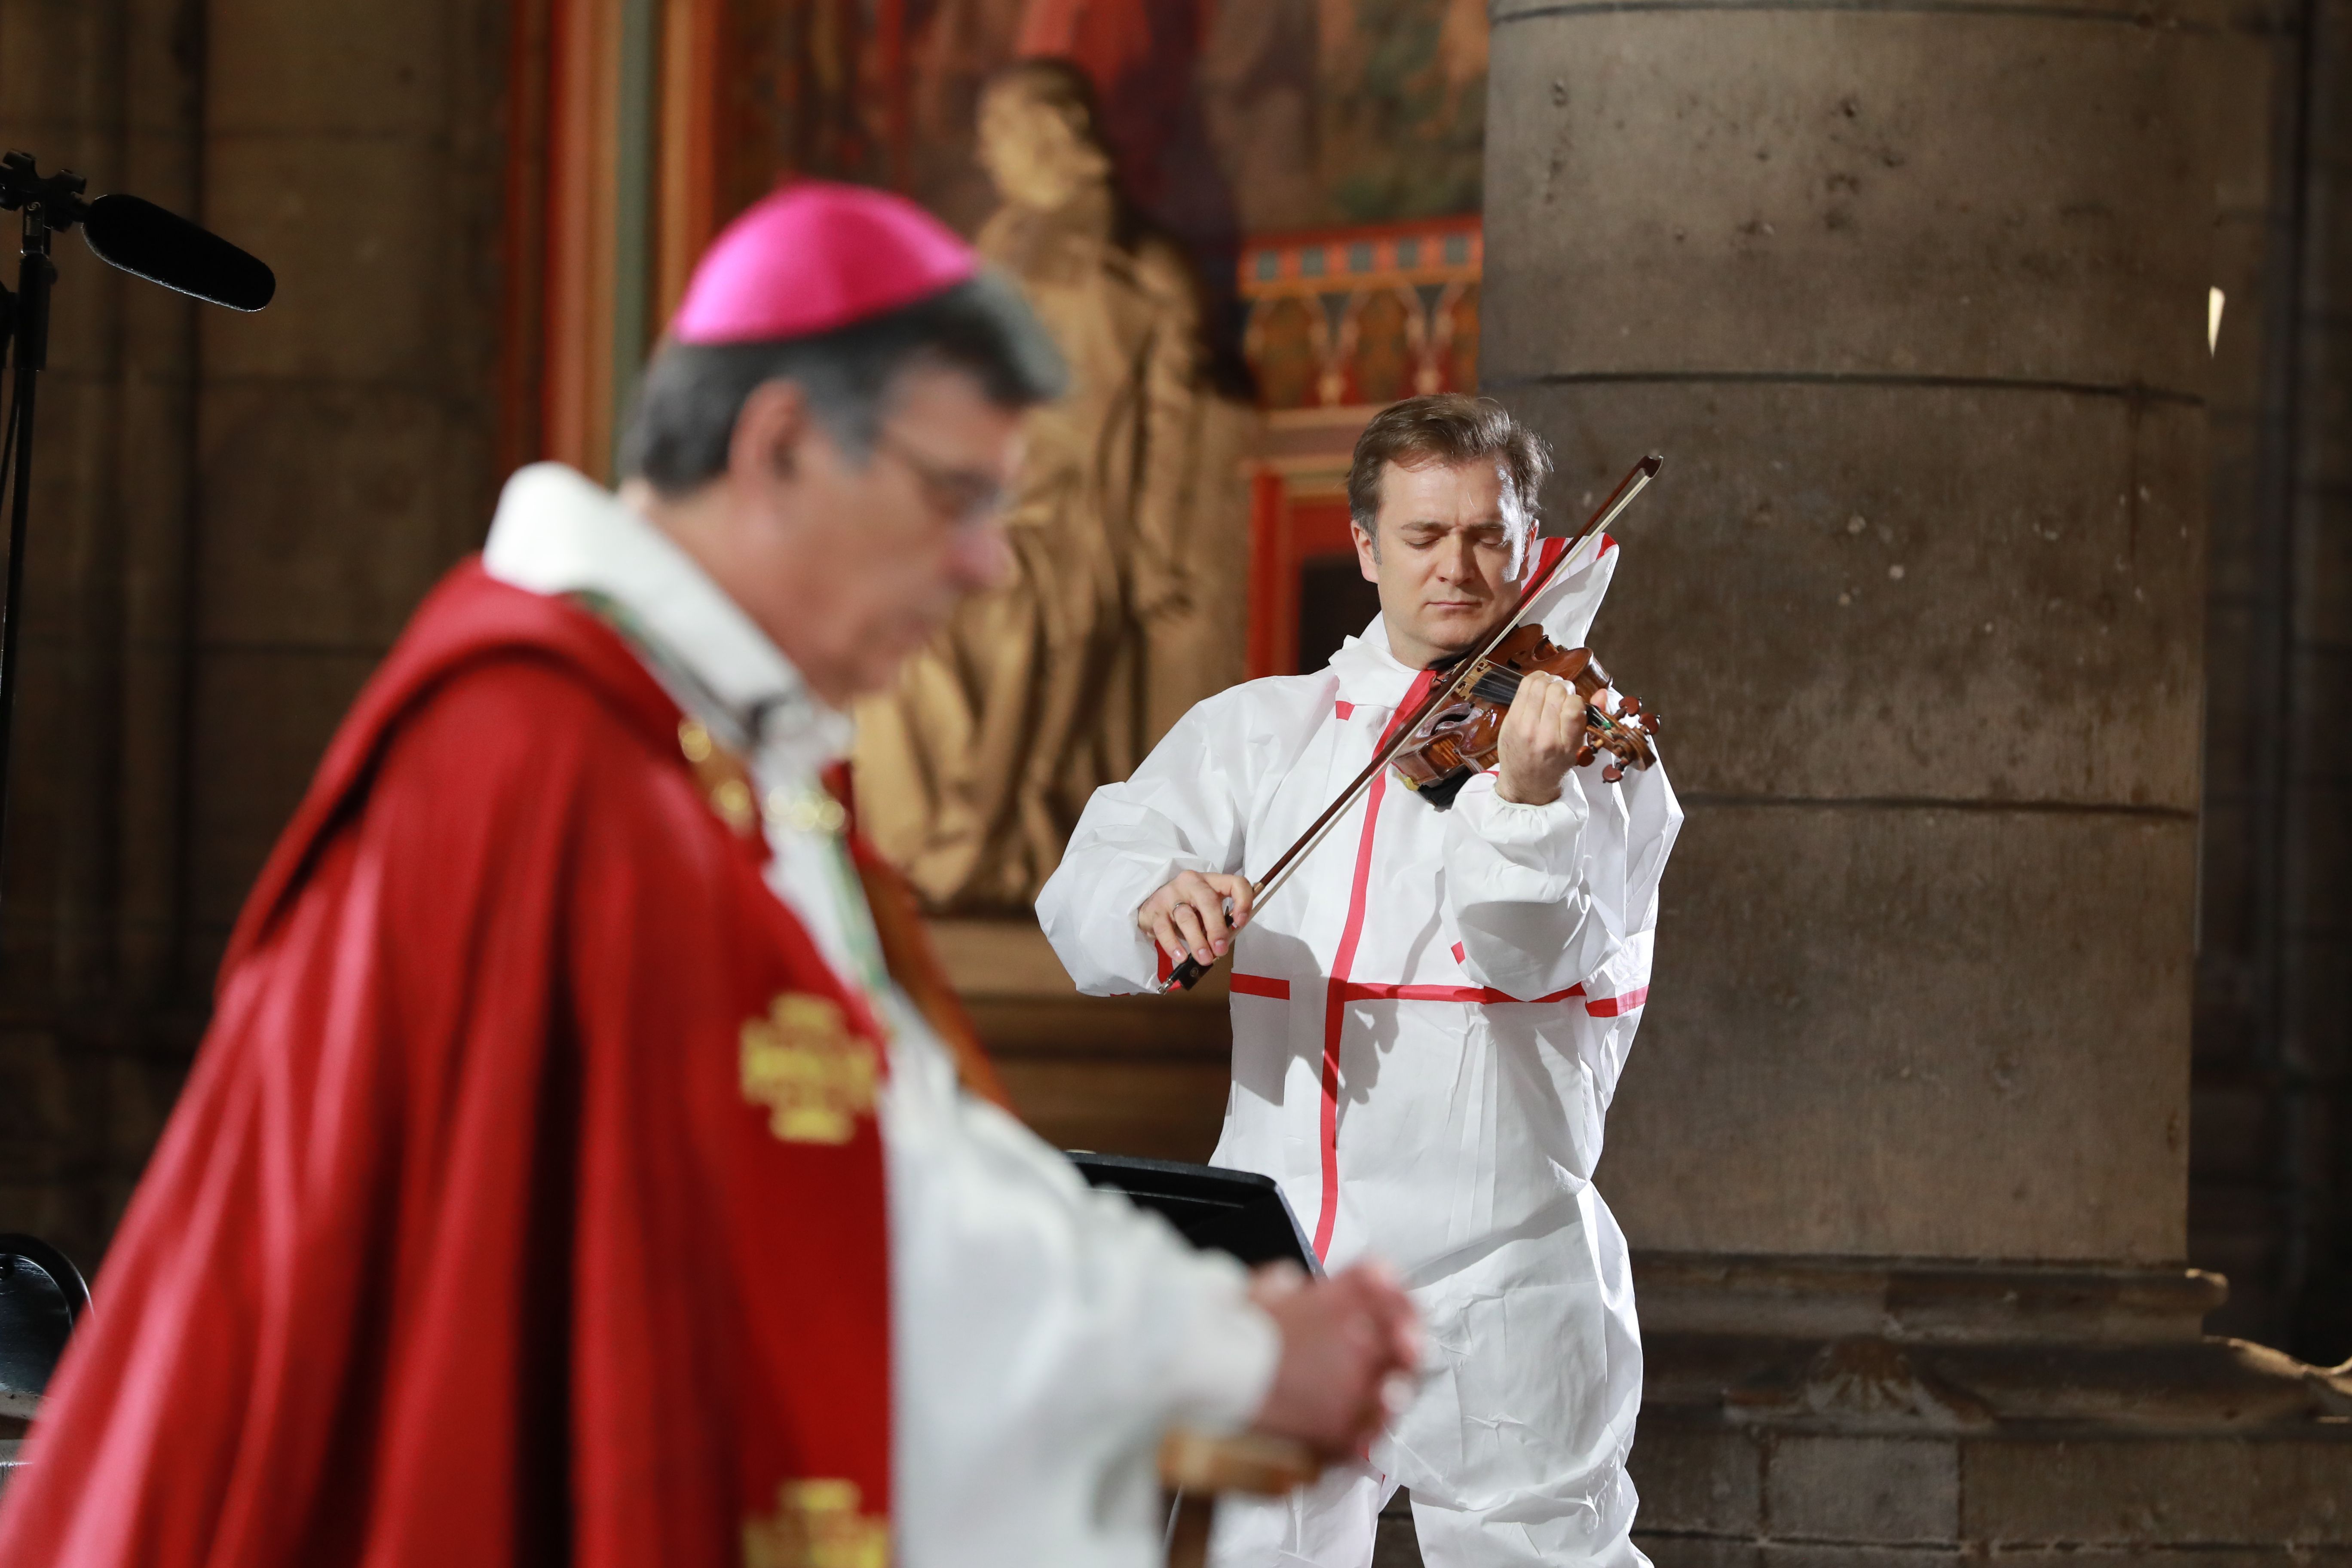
[{"x1": 0, "y1": 562, "x2": 893, "y2": 1568}]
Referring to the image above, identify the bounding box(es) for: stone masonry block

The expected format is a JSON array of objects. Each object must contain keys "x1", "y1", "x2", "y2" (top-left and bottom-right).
[
  {"x1": 197, "y1": 383, "x2": 489, "y2": 648},
  {"x1": 1990, "y1": 1552, "x2": 2352, "y2": 1568},
  {"x1": 0, "y1": 1034, "x2": 74, "y2": 1181},
  {"x1": 185, "y1": 648, "x2": 382, "y2": 932},
  {"x1": 1632, "y1": 1426, "x2": 1764, "y2": 1537},
  {"x1": 1601, "y1": 805, "x2": 2191, "y2": 1262},
  {"x1": 1637, "y1": 1537, "x2": 1764, "y2": 1568},
  {"x1": 199, "y1": 132, "x2": 458, "y2": 385},
  {"x1": 207, "y1": 0, "x2": 451, "y2": 137},
  {"x1": 2298, "y1": 649, "x2": 2352, "y2": 787},
  {"x1": 0, "y1": 1182, "x2": 81, "y2": 1254},
  {"x1": 1505, "y1": 382, "x2": 2208, "y2": 811},
  {"x1": 1766, "y1": 1435, "x2": 1959, "y2": 1545},
  {"x1": 1963, "y1": 1436, "x2": 2352, "y2": 1546},
  {"x1": 0, "y1": 0, "x2": 118, "y2": 131},
  {"x1": 1756, "y1": 1547, "x2": 1960, "y2": 1568},
  {"x1": 1484, "y1": 6, "x2": 2212, "y2": 390},
  {"x1": 2296, "y1": 497, "x2": 2352, "y2": 645}
]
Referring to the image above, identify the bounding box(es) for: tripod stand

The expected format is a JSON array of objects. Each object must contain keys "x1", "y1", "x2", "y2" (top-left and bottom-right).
[
  {"x1": 0, "y1": 151, "x2": 273, "y2": 921},
  {"x1": 0, "y1": 156, "x2": 76, "y2": 919}
]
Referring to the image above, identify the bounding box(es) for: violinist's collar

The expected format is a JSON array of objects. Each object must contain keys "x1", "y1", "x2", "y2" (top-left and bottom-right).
[
  {"x1": 1326, "y1": 613, "x2": 1426, "y2": 710},
  {"x1": 482, "y1": 462, "x2": 852, "y2": 766}
]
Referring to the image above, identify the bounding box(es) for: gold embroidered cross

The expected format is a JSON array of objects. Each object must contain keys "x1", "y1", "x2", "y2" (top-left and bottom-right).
[
  {"x1": 742, "y1": 1478, "x2": 888, "y2": 1568},
  {"x1": 739, "y1": 993, "x2": 877, "y2": 1145}
]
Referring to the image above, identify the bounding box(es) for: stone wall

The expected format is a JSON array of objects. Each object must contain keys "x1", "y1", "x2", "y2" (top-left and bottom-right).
[
  {"x1": 1487, "y1": 0, "x2": 2212, "y2": 1268},
  {"x1": 2190, "y1": 0, "x2": 2352, "y2": 1367},
  {"x1": 0, "y1": 0, "x2": 507, "y2": 1270},
  {"x1": 1479, "y1": 0, "x2": 2352, "y2": 1559}
]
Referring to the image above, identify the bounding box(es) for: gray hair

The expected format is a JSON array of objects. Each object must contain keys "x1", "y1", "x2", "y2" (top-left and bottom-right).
[{"x1": 618, "y1": 270, "x2": 1067, "y2": 497}]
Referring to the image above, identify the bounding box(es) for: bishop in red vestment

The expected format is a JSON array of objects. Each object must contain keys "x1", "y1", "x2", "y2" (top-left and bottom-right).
[
  {"x1": 0, "y1": 180, "x2": 1418, "y2": 1568},
  {"x1": 0, "y1": 561, "x2": 898, "y2": 1565}
]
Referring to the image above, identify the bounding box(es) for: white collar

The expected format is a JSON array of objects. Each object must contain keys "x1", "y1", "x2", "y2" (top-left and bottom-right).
[
  {"x1": 480, "y1": 462, "x2": 851, "y2": 765},
  {"x1": 1326, "y1": 615, "x2": 1425, "y2": 708}
]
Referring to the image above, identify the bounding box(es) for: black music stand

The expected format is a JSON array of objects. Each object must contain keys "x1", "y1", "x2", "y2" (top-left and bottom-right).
[{"x1": 1068, "y1": 1153, "x2": 1320, "y2": 1274}]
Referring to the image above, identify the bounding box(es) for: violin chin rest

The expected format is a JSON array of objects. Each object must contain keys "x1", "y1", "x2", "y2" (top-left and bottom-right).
[{"x1": 1412, "y1": 766, "x2": 1476, "y2": 812}]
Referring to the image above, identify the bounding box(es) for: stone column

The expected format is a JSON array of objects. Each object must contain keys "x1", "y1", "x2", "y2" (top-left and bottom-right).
[{"x1": 1482, "y1": 2, "x2": 2352, "y2": 1558}]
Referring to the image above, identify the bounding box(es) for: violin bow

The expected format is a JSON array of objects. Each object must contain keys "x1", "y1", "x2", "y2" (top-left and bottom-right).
[{"x1": 1158, "y1": 452, "x2": 1663, "y2": 993}]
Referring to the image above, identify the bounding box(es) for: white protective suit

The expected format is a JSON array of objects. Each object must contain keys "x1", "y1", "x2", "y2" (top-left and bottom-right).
[
  {"x1": 1038, "y1": 533, "x2": 1682, "y2": 1568},
  {"x1": 483, "y1": 465, "x2": 1280, "y2": 1568}
]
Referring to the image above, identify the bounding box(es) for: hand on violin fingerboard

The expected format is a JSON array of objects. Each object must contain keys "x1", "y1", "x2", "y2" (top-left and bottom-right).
[{"x1": 1494, "y1": 669, "x2": 1594, "y2": 806}]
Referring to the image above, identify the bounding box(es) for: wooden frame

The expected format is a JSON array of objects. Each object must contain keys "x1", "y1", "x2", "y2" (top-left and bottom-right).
[
  {"x1": 542, "y1": 0, "x2": 623, "y2": 476},
  {"x1": 1246, "y1": 478, "x2": 1359, "y2": 681},
  {"x1": 502, "y1": 0, "x2": 921, "y2": 484},
  {"x1": 655, "y1": 0, "x2": 724, "y2": 327},
  {"x1": 502, "y1": 0, "x2": 728, "y2": 484}
]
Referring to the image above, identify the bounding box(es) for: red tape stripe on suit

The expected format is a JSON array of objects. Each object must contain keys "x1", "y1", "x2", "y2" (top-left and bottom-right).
[{"x1": 1312, "y1": 671, "x2": 1433, "y2": 1259}]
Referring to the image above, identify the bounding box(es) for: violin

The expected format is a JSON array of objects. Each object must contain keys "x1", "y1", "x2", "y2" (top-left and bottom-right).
[
  {"x1": 1392, "y1": 626, "x2": 1659, "y2": 808},
  {"x1": 1161, "y1": 454, "x2": 1665, "y2": 992}
]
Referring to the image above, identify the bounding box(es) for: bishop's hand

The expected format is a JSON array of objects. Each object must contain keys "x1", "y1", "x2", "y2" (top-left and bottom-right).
[
  {"x1": 1494, "y1": 668, "x2": 1591, "y2": 805},
  {"x1": 1244, "y1": 1261, "x2": 1421, "y2": 1460}
]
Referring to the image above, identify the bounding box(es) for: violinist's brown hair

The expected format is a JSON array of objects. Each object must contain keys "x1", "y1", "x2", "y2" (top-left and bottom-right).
[{"x1": 1347, "y1": 394, "x2": 1553, "y2": 553}]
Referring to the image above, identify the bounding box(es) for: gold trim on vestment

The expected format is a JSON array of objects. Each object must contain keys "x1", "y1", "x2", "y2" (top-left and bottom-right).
[
  {"x1": 739, "y1": 993, "x2": 877, "y2": 1144},
  {"x1": 743, "y1": 1478, "x2": 889, "y2": 1568}
]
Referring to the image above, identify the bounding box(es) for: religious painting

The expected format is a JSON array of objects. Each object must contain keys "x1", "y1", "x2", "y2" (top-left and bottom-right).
[
  {"x1": 1341, "y1": 286, "x2": 1418, "y2": 406},
  {"x1": 1317, "y1": 0, "x2": 1487, "y2": 224},
  {"x1": 717, "y1": 0, "x2": 896, "y2": 214},
  {"x1": 1438, "y1": 279, "x2": 1479, "y2": 397},
  {"x1": 1237, "y1": 220, "x2": 1482, "y2": 415},
  {"x1": 714, "y1": 0, "x2": 1488, "y2": 242},
  {"x1": 1249, "y1": 294, "x2": 1328, "y2": 410}
]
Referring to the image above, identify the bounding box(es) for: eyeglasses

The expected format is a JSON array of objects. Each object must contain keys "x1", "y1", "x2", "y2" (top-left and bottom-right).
[{"x1": 872, "y1": 426, "x2": 1008, "y2": 530}]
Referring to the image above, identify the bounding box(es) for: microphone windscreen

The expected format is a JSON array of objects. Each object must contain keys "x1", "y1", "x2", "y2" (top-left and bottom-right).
[{"x1": 81, "y1": 195, "x2": 275, "y2": 312}]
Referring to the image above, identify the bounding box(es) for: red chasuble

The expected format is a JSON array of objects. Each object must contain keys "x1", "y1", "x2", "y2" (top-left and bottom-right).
[{"x1": 0, "y1": 561, "x2": 893, "y2": 1568}]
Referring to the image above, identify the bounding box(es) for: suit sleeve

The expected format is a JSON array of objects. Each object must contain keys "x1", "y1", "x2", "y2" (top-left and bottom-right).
[
  {"x1": 1036, "y1": 687, "x2": 1260, "y2": 995},
  {"x1": 1443, "y1": 744, "x2": 1681, "y2": 1004}
]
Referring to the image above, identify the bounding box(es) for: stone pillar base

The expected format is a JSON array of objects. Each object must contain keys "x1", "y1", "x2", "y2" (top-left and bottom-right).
[{"x1": 1629, "y1": 1256, "x2": 2352, "y2": 1563}]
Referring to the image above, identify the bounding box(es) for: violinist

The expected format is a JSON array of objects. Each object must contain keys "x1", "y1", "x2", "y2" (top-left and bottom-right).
[{"x1": 1039, "y1": 393, "x2": 1684, "y2": 1568}]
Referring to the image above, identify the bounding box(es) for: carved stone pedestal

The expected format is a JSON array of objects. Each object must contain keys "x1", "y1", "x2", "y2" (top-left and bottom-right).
[{"x1": 1630, "y1": 1256, "x2": 2352, "y2": 1565}]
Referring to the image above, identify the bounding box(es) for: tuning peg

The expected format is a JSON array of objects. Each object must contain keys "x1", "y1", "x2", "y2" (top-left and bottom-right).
[
  {"x1": 1574, "y1": 745, "x2": 1598, "y2": 768},
  {"x1": 1602, "y1": 763, "x2": 1625, "y2": 783}
]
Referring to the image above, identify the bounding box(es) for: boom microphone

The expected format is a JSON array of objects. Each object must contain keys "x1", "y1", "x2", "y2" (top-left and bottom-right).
[
  {"x1": 80, "y1": 194, "x2": 275, "y2": 312},
  {"x1": 0, "y1": 150, "x2": 275, "y2": 919}
]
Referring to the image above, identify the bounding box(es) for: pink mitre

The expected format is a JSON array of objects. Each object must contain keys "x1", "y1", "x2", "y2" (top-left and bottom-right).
[{"x1": 671, "y1": 180, "x2": 980, "y2": 346}]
